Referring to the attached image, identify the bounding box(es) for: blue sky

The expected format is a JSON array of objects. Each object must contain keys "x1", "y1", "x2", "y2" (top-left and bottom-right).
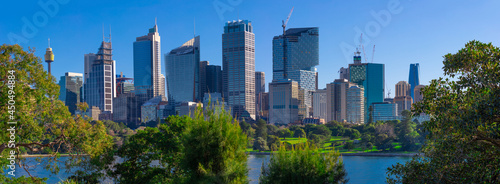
[{"x1": 1, "y1": 0, "x2": 499, "y2": 97}]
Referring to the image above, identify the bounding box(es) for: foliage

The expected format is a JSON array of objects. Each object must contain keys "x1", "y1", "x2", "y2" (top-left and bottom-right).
[
  {"x1": 255, "y1": 119, "x2": 267, "y2": 138},
  {"x1": 387, "y1": 41, "x2": 500, "y2": 183},
  {"x1": 0, "y1": 44, "x2": 113, "y2": 183},
  {"x1": 259, "y1": 142, "x2": 348, "y2": 184},
  {"x1": 253, "y1": 137, "x2": 269, "y2": 151},
  {"x1": 181, "y1": 105, "x2": 248, "y2": 183}
]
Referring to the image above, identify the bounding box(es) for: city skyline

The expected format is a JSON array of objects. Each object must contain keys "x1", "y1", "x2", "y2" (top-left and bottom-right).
[{"x1": 2, "y1": 1, "x2": 500, "y2": 98}]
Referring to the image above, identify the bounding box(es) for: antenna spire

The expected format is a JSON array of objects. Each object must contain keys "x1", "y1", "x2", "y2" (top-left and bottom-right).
[
  {"x1": 48, "y1": 38, "x2": 50, "y2": 48},
  {"x1": 109, "y1": 24, "x2": 112, "y2": 42},
  {"x1": 102, "y1": 23, "x2": 105, "y2": 41},
  {"x1": 155, "y1": 17, "x2": 157, "y2": 26}
]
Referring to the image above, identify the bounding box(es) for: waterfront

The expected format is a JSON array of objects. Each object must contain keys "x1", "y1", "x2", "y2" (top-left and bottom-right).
[{"x1": 12, "y1": 155, "x2": 411, "y2": 184}]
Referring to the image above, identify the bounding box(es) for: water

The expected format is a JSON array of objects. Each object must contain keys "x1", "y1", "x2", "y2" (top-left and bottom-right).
[{"x1": 10, "y1": 155, "x2": 411, "y2": 184}]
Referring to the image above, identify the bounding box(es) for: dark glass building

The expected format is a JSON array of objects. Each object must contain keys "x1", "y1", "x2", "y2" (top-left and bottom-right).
[
  {"x1": 349, "y1": 62, "x2": 385, "y2": 123},
  {"x1": 206, "y1": 65, "x2": 223, "y2": 94},
  {"x1": 408, "y1": 63, "x2": 420, "y2": 100},
  {"x1": 59, "y1": 72, "x2": 83, "y2": 115}
]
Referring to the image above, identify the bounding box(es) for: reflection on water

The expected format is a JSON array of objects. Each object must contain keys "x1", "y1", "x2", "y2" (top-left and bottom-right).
[{"x1": 11, "y1": 155, "x2": 410, "y2": 184}]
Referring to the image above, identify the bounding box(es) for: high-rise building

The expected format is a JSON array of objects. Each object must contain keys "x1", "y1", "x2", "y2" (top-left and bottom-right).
[
  {"x1": 58, "y1": 72, "x2": 83, "y2": 115},
  {"x1": 349, "y1": 61, "x2": 384, "y2": 123},
  {"x1": 413, "y1": 85, "x2": 426, "y2": 104},
  {"x1": 45, "y1": 38, "x2": 54, "y2": 75},
  {"x1": 133, "y1": 21, "x2": 164, "y2": 100},
  {"x1": 84, "y1": 40, "x2": 116, "y2": 114},
  {"x1": 273, "y1": 27, "x2": 319, "y2": 118},
  {"x1": 113, "y1": 93, "x2": 139, "y2": 127},
  {"x1": 199, "y1": 61, "x2": 209, "y2": 99},
  {"x1": 222, "y1": 20, "x2": 255, "y2": 120},
  {"x1": 409, "y1": 63, "x2": 420, "y2": 100},
  {"x1": 346, "y1": 86, "x2": 365, "y2": 124},
  {"x1": 395, "y1": 81, "x2": 411, "y2": 97},
  {"x1": 256, "y1": 92, "x2": 269, "y2": 120},
  {"x1": 312, "y1": 89, "x2": 327, "y2": 121},
  {"x1": 255, "y1": 71, "x2": 265, "y2": 117},
  {"x1": 206, "y1": 65, "x2": 223, "y2": 94},
  {"x1": 326, "y1": 79, "x2": 358, "y2": 123},
  {"x1": 371, "y1": 102, "x2": 398, "y2": 122},
  {"x1": 269, "y1": 79, "x2": 299, "y2": 124},
  {"x1": 166, "y1": 36, "x2": 200, "y2": 103},
  {"x1": 394, "y1": 96, "x2": 413, "y2": 115}
]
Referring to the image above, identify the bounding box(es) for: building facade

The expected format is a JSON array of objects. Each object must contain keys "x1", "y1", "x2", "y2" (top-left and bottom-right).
[
  {"x1": 272, "y1": 27, "x2": 319, "y2": 118},
  {"x1": 326, "y1": 79, "x2": 358, "y2": 123},
  {"x1": 113, "y1": 93, "x2": 139, "y2": 127},
  {"x1": 395, "y1": 81, "x2": 411, "y2": 97},
  {"x1": 255, "y1": 71, "x2": 265, "y2": 117},
  {"x1": 206, "y1": 65, "x2": 223, "y2": 94},
  {"x1": 408, "y1": 63, "x2": 420, "y2": 100},
  {"x1": 312, "y1": 89, "x2": 327, "y2": 121},
  {"x1": 133, "y1": 22, "x2": 164, "y2": 100},
  {"x1": 413, "y1": 85, "x2": 426, "y2": 104},
  {"x1": 371, "y1": 102, "x2": 398, "y2": 122},
  {"x1": 199, "y1": 61, "x2": 209, "y2": 99},
  {"x1": 394, "y1": 96, "x2": 413, "y2": 115},
  {"x1": 59, "y1": 72, "x2": 83, "y2": 115},
  {"x1": 349, "y1": 62, "x2": 384, "y2": 123},
  {"x1": 84, "y1": 40, "x2": 116, "y2": 114},
  {"x1": 269, "y1": 79, "x2": 299, "y2": 125},
  {"x1": 165, "y1": 36, "x2": 200, "y2": 103},
  {"x1": 222, "y1": 20, "x2": 255, "y2": 120},
  {"x1": 346, "y1": 86, "x2": 365, "y2": 124}
]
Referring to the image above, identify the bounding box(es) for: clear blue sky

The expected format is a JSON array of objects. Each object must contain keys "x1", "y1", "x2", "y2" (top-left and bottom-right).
[{"x1": 1, "y1": 0, "x2": 499, "y2": 97}]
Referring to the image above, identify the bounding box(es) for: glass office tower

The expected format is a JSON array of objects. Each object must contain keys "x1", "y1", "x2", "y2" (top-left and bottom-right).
[
  {"x1": 134, "y1": 22, "x2": 163, "y2": 101},
  {"x1": 223, "y1": 20, "x2": 256, "y2": 120},
  {"x1": 59, "y1": 72, "x2": 83, "y2": 115},
  {"x1": 349, "y1": 62, "x2": 385, "y2": 123},
  {"x1": 408, "y1": 63, "x2": 420, "y2": 100},
  {"x1": 273, "y1": 27, "x2": 319, "y2": 118},
  {"x1": 206, "y1": 65, "x2": 223, "y2": 94},
  {"x1": 165, "y1": 36, "x2": 200, "y2": 103},
  {"x1": 84, "y1": 41, "x2": 116, "y2": 114}
]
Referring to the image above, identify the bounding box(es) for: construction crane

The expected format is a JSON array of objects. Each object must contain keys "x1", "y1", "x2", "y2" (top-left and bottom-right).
[
  {"x1": 360, "y1": 34, "x2": 367, "y2": 62},
  {"x1": 371, "y1": 45, "x2": 376, "y2": 63},
  {"x1": 282, "y1": 7, "x2": 294, "y2": 35}
]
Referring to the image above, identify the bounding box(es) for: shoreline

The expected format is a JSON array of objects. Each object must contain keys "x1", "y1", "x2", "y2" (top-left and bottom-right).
[{"x1": 248, "y1": 152, "x2": 421, "y2": 157}]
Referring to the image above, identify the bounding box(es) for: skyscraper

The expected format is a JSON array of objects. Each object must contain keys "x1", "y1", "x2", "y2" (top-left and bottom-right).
[
  {"x1": 59, "y1": 72, "x2": 83, "y2": 115},
  {"x1": 206, "y1": 65, "x2": 223, "y2": 94},
  {"x1": 409, "y1": 63, "x2": 420, "y2": 100},
  {"x1": 395, "y1": 81, "x2": 411, "y2": 97},
  {"x1": 394, "y1": 81, "x2": 413, "y2": 115},
  {"x1": 413, "y1": 85, "x2": 426, "y2": 104},
  {"x1": 166, "y1": 36, "x2": 200, "y2": 103},
  {"x1": 199, "y1": 61, "x2": 209, "y2": 99},
  {"x1": 269, "y1": 79, "x2": 299, "y2": 124},
  {"x1": 84, "y1": 39, "x2": 116, "y2": 114},
  {"x1": 223, "y1": 20, "x2": 255, "y2": 120},
  {"x1": 273, "y1": 27, "x2": 319, "y2": 118},
  {"x1": 326, "y1": 79, "x2": 358, "y2": 123},
  {"x1": 133, "y1": 21, "x2": 163, "y2": 100},
  {"x1": 312, "y1": 89, "x2": 327, "y2": 120},
  {"x1": 346, "y1": 85, "x2": 365, "y2": 124},
  {"x1": 255, "y1": 71, "x2": 265, "y2": 117},
  {"x1": 349, "y1": 61, "x2": 384, "y2": 123}
]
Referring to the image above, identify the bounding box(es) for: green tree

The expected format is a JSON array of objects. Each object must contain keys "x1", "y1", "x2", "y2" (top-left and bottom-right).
[
  {"x1": 388, "y1": 41, "x2": 500, "y2": 183},
  {"x1": 278, "y1": 128, "x2": 293, "y2": 139},
  {"x1": 294, "y1": 128, "x2": 306, "y2": 138},
  {"x1": 182, "y1": 106, "x2": 248, "y2": 183},
  {"x1": 255, "y1": 119, "x2": 267, "y2": 138},
  {"x1": 253, "y1": 137, "x2": 269, "y2": 152},
  {"x1": 259, "y1": 142, "x2": 348, "y2": 184},
  {"x1": 0, "y1": 44, "x2": 113, "y2": 183}
]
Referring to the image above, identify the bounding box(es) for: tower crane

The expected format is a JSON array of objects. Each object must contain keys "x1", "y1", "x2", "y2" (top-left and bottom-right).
[
  {"x1": 360, "y1": 34, "x2": 367, "y2": 62},
  {"x1": 282, "y1": 7, "x2": 294, "y2": 35}
]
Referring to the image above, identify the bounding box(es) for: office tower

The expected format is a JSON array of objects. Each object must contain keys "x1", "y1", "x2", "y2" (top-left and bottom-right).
[
  {"x1": 395, "y1": 81, "x2": 411, "y2": 97},
  {"x1": 408, "y1": 63, "x2": 420, "y2": 100},
  {"x1": 206, "y1": 65, "x2": 223, "y2": 94},
  {"x1": 269, "y1": 79, "x2": 299, "y2": 124},
  {"x1": 116, "y1": 73, "x2": 134, "y2": 97},
  {"x1": 394, "y1": 81, "x2": 413, "y2": 115},
  {"x1": 339, "y1": 67, "x2": 349, "y2": 80},
  {"x1": 113, "y1": 93, "x2": 139, "y2": 127},
  {"x1": 199, "y1": 61, "x2": 209, "y2": 99},
  {"x1": 371, "y1": 102, "x2": 398, "y2": 122},
  {"x1": 346, "y1": 86, "x2": 365, "y2": 124},
  {"x1": 273, "y1": 27, "x2": 319, "y2": 118},
  {"x1": 255, "y1": 71, "x2": 265, "y2": 117},
  {"x1": 58, "y1": 72, "x2": 83, "y2": 115},
  {"x1": 134, "y1": 21, "x2": 163, "y2": 101},
  {"x1": 84, "y1": 39, "x2": 116, "y2": 114},
  {"x1": 326, "y1": 79, "x2": 358, "y2": 123},
  {"x1": 312, "y1": 89, "x2": 327, "y2": 120},
  {"x1": 256, "y1": 92, "x2": 269, "y2": 120},
  {"x1": 349, "y1": 59, "x2": 384, "y2": 123},
  {"x1": 413, "y1": 85, "x2": 426, "y2": 104},
  {"x1": 166, "y1": 36, "x2": 200, "y2": 103},
  {"x1": 223, "y1": 20, "x2": 255, "y2": 120},
  {"x1": 159, "y1": 74, "x2": 165, "y2": 98},
  {"x1": 45, "y1": 39, "x2": 54, "y2": 75},
  {"x1": 141, "y1": 95, "x2": 167, "y2": 123}
]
